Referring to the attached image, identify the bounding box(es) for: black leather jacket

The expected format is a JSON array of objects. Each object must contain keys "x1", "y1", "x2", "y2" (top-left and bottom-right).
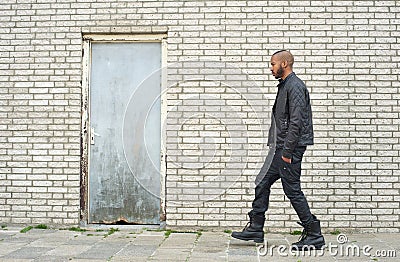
[{"x1": 268, "y1": 72, "x2": 314, "y2": 159}]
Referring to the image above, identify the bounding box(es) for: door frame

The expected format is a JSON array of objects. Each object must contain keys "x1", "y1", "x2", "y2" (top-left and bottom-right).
[{"x1": 80, "y1": 34, "x2": 167, "y2": 226}]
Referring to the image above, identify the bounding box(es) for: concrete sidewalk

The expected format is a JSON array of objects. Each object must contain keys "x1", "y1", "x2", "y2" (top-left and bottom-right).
[{"x1": 0, "y1": 226, "x2": 398, "y2": 261}]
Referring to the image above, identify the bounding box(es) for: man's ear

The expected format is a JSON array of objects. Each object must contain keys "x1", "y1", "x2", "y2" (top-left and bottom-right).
[{"x1": 281, "y1": 60, "x2": 288, "y2": 68}]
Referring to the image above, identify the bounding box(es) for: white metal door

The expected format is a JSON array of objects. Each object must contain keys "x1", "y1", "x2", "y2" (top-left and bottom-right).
[{"x1": 88, "y1": 41, "x2": 161, "y2": 224}]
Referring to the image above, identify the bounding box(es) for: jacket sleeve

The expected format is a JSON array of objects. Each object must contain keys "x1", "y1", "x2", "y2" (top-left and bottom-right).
[{"x1": 282, "y1": 84, "x2": 306, "y2": 159}]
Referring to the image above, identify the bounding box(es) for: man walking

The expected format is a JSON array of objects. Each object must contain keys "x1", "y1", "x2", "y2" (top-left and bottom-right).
[{"x1": 231, "y1": 50, "x2": 325, "y2": 250}]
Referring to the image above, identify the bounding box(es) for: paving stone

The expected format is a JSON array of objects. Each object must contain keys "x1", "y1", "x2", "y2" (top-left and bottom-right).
[
  {"x1": 110, "y1": 257, "x2": 147, "y2": 262},
  {"x1": 43, "y1": 244, "x2": 92, "y2": 257},
  {"x1": 33, "y1": 257, "x2": 71, "y2": 262},
  {"x1": 0, "y1": 242, "x2": 28, "y2": 256},
  {"x1": 64, "y1": 234, "x2": 103, "y2": 246},
  {"x1": 161, "y1": 232, "x2": 198, "y2": 248},
  {"x1": 74, "y1": 241, "x2": 127, "y2": 260},
  {"x1": 113, "y1": 243, "x2": 158, "y2": 257},
  {"x1": 0, "y1": 259, "x2": 34, "y2": 262},
  {"x1": 69, "y1": 259, "x2": 105, "y2": 262},
  {"x1": 2, "y1": 247, "x2": 53, "y2": 259},
  {"x1": 151, "y1": 248, "x2": 192, "y2": 260}
]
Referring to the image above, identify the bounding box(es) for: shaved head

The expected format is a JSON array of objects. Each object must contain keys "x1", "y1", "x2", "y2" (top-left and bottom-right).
[
  {"x1": 272, "y1": 50, "x2": 294, "y2": 68},
  {"x1": 270, "y1": 50, "x2": 294, "y2": 80}
]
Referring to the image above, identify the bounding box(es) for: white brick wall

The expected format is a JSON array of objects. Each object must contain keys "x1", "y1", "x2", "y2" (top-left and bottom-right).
[{"x1": 0, "y1": 0, "x2": 399, "y2": 233}]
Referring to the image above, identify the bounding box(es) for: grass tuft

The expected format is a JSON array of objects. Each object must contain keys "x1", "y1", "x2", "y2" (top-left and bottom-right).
[
  {"x1": 35, "y1": 224, "x2": 48, "y2": 229},
  {"x1": 290, "y1": 230, "x2": 303, "y2": 235},
  {"x1": 68, "y1": 227, "x2": 87, "y2": 232},
  {"x1": 108, "y1": 227, "x2": 119, "y2": 235},
  {"x1": 164, "y1": 229, "x2": 179, "y2": 238},
  {"x1": 104, "y1": 227, "x2": 119, "y2": 238},
  {"x1": 164, "y1": 229, "x2": 172, "y2": 238},
  {"x1": 20, "y1": 226, "x2": 33, "y2": 233},
  {"x1": 330, "y1": 229, "x2": 341, "y2": 235}
]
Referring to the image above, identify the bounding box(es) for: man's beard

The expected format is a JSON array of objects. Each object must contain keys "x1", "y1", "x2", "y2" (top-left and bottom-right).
[{"x1": 275, "y1": 66, "x2": 284, "y2": 79}]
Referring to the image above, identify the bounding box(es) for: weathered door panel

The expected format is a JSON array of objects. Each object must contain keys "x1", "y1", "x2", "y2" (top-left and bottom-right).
[{"x1": 88, "y1": 42, "x2": 161, "y2": 224}]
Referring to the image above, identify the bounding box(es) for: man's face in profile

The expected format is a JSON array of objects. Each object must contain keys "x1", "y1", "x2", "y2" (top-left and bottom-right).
[{"x1": 270, "y1": 55, "x2": 284, "y2": 79}]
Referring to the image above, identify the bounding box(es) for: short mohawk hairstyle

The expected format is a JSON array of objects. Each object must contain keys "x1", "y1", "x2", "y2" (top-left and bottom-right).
[{"x1": 272, "y1": 49, "x2": 289, "y2": 56}]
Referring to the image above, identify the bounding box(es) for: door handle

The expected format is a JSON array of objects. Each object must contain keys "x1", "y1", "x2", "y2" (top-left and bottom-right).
[
  {"x1": 90, "y1": 128, "x2": 100, "y2": 145},
  {"x1": 91, "y1": 127, "x2": 95, "y2": 145}
]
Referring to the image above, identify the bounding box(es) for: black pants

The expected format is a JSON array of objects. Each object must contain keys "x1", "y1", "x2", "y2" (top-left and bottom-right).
[{"x1": 252, "y1": 147, "x2": 313, "y2": 226}]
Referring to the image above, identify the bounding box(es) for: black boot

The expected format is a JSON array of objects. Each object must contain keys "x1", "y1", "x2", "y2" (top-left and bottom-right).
[
  {"x1": 291, "y1": 215, "x2": 325, "y2": 250},
  {"x1": 231, "y1": 211, "x2": 265, "y2": 243}
]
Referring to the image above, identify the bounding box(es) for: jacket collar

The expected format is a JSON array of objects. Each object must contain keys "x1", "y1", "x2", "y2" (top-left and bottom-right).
[{"x1": 277, "y1": 72, "x2": 295, "y2": 88}]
